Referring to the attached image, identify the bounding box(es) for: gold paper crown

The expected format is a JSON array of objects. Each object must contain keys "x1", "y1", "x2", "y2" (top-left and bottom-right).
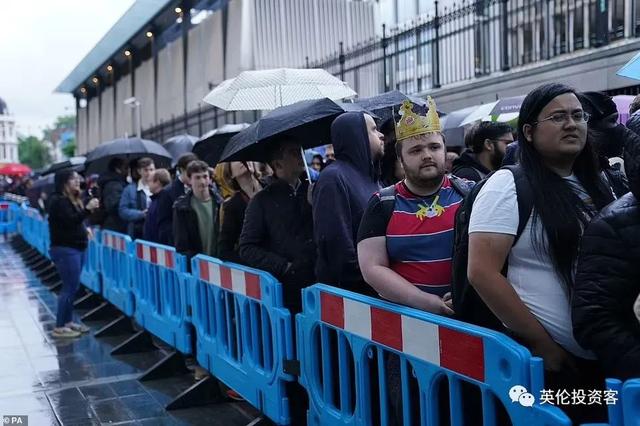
[{"x1": 395, "y1": 97, "x2": 441, "y2": 142}]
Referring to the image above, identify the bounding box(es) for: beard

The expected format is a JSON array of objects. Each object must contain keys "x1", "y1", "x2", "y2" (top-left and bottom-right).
[
  {"x1": 490, "y1": 149, "x2": 505, "y2": 170},
  {"x1": 404, "y1": 162, "x2": 446, "y2": 187}
]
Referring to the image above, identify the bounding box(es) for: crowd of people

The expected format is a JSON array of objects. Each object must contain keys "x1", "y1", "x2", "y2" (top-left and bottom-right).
[{"x1": 35, "y1": 83, "x2": 640, "y2": 424}]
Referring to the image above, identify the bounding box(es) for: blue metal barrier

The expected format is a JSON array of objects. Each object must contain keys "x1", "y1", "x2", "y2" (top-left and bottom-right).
[
  {"x1": 79, "y1": 228, "x2": 102, "y2": 293},
  {"x1": 191, "y1": 255, "x2": 295, "y2": 425},
  {"x1": 297, "y1": 284, "x2": 571, "y2": 426},
  {"x1": 0, "y1": 201, "x2": 18, "y2": 235},
  {"x1": 133, "y1": 240, "x2": 191, "y2": 353},
  {"x1": 101, "y1": 231, "x2": 135, "y2": 316}
]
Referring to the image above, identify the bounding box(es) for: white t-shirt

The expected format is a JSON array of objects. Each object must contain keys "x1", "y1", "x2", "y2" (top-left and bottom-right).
[{"x1": 468, "y1": 169, "x2": 594, "y2": 359}]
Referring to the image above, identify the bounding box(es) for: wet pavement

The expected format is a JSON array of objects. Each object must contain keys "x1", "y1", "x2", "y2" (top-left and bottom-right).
[{"x1": 0, "y1": 238, "x2": 261, "y2": 425}]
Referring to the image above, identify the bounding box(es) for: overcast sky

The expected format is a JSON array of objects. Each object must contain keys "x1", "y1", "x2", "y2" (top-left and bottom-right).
[{"x1": 0, "y1": 0, "x2": 135, "y2": 138}]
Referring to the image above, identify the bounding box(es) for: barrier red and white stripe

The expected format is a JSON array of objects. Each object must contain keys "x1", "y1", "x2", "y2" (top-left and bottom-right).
[
  {"x1": 198, "y1": 259, "x2": 261, "y2": 301},
  {"x1": 103, "y1": 233, "x2": 127, "y2": 252},
  {"x1": 136, "y1": 243, "x2": 175, "y2": 268},
  {"x1": 320, "y1": 292, "x2": 485, "y2": 382}
]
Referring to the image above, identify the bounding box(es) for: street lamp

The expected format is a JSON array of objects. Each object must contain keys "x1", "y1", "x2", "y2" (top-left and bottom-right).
[{"x1": 124, "y1": 97, "x2": 141, "y2": 138}]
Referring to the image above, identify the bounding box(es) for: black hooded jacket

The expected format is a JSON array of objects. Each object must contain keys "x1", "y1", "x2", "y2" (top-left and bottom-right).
[
  {"x1": 451, "y1": 149, "x2": 491, "y2": 182},
  {"x1": 573, "y1": 126, "x2": 640, "y2": 380},
  {"x1": 97, "y1": 171, "x2": 127, "y2": 233},
  {"x1": 312, "y1": 112, "x2": 380, "y2": 296}
]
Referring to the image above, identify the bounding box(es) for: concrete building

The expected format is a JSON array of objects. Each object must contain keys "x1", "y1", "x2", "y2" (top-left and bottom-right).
[
  {"x1": 57, "y1": 0, "x2": 379, "y2": 154},
  {"x1": 0, "y1": 97, "x2": 19, "y2": 164},
  {"x1": 59, "y1": 0, "x2": 640, "y2": 154}
]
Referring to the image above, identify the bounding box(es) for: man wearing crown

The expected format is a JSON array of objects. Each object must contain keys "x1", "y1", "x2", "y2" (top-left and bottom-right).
[
  {"x1": 357, "y1": 97, "x2": 473, "y2": 310},
  {"x1": 356, "y1": 97, "x2": 473, "y2": 424}
]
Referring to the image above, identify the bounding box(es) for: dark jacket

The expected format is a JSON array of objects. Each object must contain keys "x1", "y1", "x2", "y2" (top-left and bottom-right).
[
  {"x1": 156, "y1": 177, "x2": 187, "y2": 245},
  {"x1": 173, "y1": 189, "x2": 220, "y2": 264},
  {"x1": 573, "y1": 128, "x2": 640, "y2": 380},
  {"x1": 143, "y1": 193, "x2": 162, "y2": 243},
  {"x1": 98, "y1": 172, "x2": 127, "y2": 233},
  {"x1": 451, "y1": 150, "x2": 491, "y2": 182},
  {"x1": 48, "y1": 193, "x2": 88, "y2": 251},
  {"x1": 312, "y1": 112, "x2": 380, "y2": 296},
  {"x1": 218, "y1": 191, "x2": 250, "y2": 264},
  {"x1": 239, "y1": 178, "x2": 315, "y2": 312}
]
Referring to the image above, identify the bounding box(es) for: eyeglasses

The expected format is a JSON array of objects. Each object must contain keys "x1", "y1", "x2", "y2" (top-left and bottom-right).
[{"x1": 534, "y1": 111, "x2": 591, "y2": 126}]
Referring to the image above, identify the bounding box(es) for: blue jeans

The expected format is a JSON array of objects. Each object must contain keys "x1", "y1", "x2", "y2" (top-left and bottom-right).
[{"x1": 50, "y1": 246, "x2": 86, "y2": 327}]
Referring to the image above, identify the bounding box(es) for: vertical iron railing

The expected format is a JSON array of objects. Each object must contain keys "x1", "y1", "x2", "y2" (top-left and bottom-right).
[{"x1": 139, "y1": 0, "x2": 637, "y2": 141}]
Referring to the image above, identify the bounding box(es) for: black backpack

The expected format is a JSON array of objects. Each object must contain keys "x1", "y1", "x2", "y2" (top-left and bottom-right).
[{"x1": 451, "y1": 165, "x2": 533, "y2": 330}]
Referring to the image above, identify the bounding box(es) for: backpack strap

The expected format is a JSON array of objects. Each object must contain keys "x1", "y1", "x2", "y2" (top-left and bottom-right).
[
  {"x1": 379, "y1": 184, "x2": 397, "y2": 227},
  {"x1": 502, "y1": 165, "x2": 533, "y2": 244},
  {"x1": 449, "y1": 175, "x2": 474, "y2": 197}
]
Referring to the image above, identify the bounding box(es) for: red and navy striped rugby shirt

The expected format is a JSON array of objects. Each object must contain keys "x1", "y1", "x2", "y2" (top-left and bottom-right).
[{"x1": 358, "y1": 175, "x2": 465, "y2": 297}]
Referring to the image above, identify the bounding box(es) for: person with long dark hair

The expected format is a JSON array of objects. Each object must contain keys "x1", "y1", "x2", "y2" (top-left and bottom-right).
[
  {"x1": 467, "y1": 83, "x2": 614, "y2": 423},
  {"x1": 48, "y1": 170, "x2": 100, "y2": 338}
]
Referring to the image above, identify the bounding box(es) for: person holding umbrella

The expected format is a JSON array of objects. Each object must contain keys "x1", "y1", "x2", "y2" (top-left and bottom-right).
[
  {"x1": 97, "y1": 158, "x2": 128, "y2": 233},
  {"x1": 312, "y1": 112, "x2": 385, "y2": 296},
  {"x1": 48, "y1": 170, "x2": 100, "y2": 338},
  {"x1": 239, "y1": 137, "x2": 315, "y2": 313}
]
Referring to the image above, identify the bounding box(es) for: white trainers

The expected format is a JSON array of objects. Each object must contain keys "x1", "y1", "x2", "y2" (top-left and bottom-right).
[
  {"x1": 52, "y1": 327, "x2": 81, "y2": 338},
  {"x1": 65, "y1": 322, "x2": 90, "y2": 333}
]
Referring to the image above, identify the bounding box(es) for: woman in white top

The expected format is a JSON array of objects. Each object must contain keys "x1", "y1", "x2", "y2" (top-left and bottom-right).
[{"x1": 467, "y1": 83, "x2": 614, "y2": 424}]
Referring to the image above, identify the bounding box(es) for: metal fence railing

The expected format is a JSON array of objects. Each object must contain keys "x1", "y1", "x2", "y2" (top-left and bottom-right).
[{"x1": 142, "y1": 0, "x2": 639, "y2": 141}]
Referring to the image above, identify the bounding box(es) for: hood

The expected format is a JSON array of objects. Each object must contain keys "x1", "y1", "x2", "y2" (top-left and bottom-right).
[
  {"x1": 330, "y1": 112, "x2": 375, "y2": 179},
  {"x1": 97, "y1": 171, "x2": 126, "y2": 187},
  {"x1": 623, "y1": 125, "x2": 640, "y2": 199},
  {"x1": 626, "y1": 111, "x2": 640, "y2": 136},
  {"x1": 452, "y1": 150, "x2": 490, "y2": 174}
]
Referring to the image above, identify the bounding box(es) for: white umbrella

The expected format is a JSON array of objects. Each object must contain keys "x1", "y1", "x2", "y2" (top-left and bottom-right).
[{"x1": 203, "y1": 68, "x2": 357, "y2": 111}]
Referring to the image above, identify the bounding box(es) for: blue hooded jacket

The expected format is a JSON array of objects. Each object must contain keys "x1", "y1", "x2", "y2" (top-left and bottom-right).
[{"x1": 312, "y1": 112, "x2": 380, "y2": 295}]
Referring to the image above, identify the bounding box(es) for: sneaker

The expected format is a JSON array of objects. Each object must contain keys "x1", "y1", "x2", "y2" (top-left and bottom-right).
[
  {"x1": 52, "y1": 327, "x2": 81, "y2": 338},
  {"x1": 194, "y1": 366, "x2": 210, "y2": 381},
  {"x1": 65, "y1": 322, "x2": 90, "y2": 333}
]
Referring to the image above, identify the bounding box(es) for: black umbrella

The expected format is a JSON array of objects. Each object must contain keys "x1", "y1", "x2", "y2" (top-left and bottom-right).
[
  {"x1": 192, "y1": 124, "x2": 251, "y2": 166},
  {"x1": 355, "y1": 90, "x2": 445, "y2": 123},
  {"x1": 85, "y1": 137, "x2": 172, "y2": 175},
  {"x1": 219, "y1": 98, "x2": 368, "y2": 162},
  {"x1": 42, "y1": 156, "x2": 86, "y2": 176},
  {"x1": 163, "y1": 134, "x2": 198, "y2": 167},
  {"x1": 440, "y1": 105, "x2": 480, "y2": 147}
]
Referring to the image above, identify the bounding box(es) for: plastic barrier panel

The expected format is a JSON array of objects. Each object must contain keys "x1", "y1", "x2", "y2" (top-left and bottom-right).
[
  {"x1": 191, "y1": 255, "x2": 295, "y2": 425},
  {"x1": 101, "y1": 231, "x2": 135, "y2": 316},
  {"x1": 0, "y1": 201, "x2": 18, "y2": 235},
  {"x1": 79, "y1": 228, "x2": 102, "y2": 293},
  {"x1": 133, "y1": 240, "x2": 191, "y2": 353},
  {"x1": 604, "y1": 378, "x2": 640, "y2": 426},
  {"x1": 297, "y1": 285, "x2": 571, "y2": 426}
]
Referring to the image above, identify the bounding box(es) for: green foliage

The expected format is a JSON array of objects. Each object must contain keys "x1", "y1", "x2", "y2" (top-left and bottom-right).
[
  {"x1": 62, "y1": 140, "x2": 76, "y2": 158},
  {"x1": 18, "y1": 136, "x2": 52, "y2": 169}
]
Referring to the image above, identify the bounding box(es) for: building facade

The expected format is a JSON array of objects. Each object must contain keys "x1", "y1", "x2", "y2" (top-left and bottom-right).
[
  {"x1": 0, "y1": 98, "x2": 19, "y2": 164},
  {"x1": 60, "y1": 0, "x2": 640, "y2": 154},
  {"x1": 59, "y1": 0, "x2": 378, "y2": 154}
]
